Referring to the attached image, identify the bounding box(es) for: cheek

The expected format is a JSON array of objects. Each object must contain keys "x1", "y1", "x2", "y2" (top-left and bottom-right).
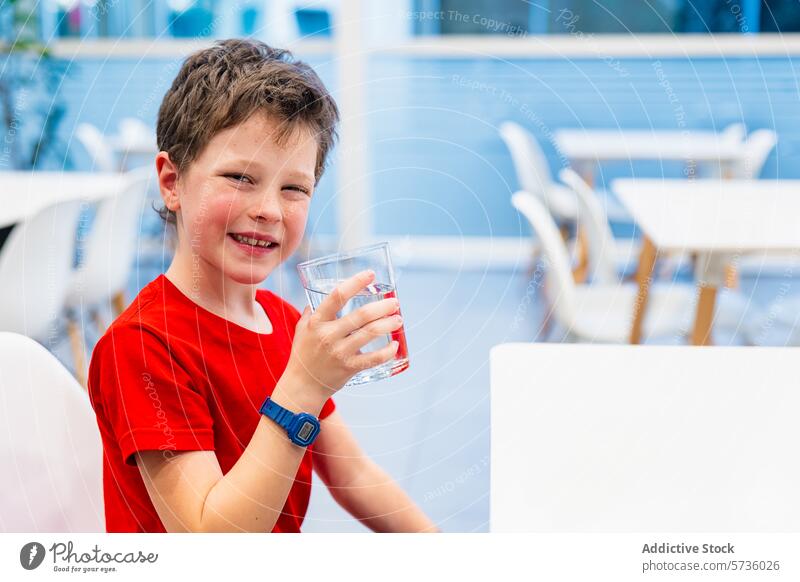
[
  {"x1": 283, "y1": 201, "x2": 309, "y2": 237},
  {"x1": 196, "y1": 194, "x2": 238, "y2": 236}
]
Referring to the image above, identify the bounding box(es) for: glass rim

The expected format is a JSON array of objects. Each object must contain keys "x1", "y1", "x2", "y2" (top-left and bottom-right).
[{"x1": 296, "y1": 241, "x2": 390, "y2": 271}]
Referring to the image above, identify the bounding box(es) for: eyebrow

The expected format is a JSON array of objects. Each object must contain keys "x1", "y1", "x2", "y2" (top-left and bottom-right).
[
  {"x1": 221, "y1": 160, "x2": 314, "y2": 183},
  {"x1": 285, "y1": 170, "x2": 315, "y2": 184}
]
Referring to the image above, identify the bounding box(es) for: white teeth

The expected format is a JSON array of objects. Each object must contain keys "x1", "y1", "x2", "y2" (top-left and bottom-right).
[{"x1": 232, "y1": 233, "x2": 274, "y2": 248}]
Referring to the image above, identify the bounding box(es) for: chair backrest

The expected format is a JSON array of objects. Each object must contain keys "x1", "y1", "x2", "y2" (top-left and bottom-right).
[
  {"x1": 739, "y1": 128, "x2": 777, "y2": 179},
  {"x1": 720, "y1": 122, "x2": 746, "y2": 144},
  {"x1": 70, "y1": 166, "x2": 153, "y2": 306},
  {"x1": 511, "y1": 190, "x2": 577, "y2": 330},
  {"x1": 118, "y1": 117, "x2": 153, "y2": 147},
  {"x1": 75, "y1": 123, "x2": 116, "y2": 173},
  {"x1": 0, "y1": 199, "x2": 83, "y2": 343},
  {"x1": 0, "y1": 332, "x2": 104, "y2": 532},
  {"x1": 558, "y1": 168, "x2": 618, "y2": 284},
  {"x1": 500, "y1": 121, "x2": 554, "y2": 199}
]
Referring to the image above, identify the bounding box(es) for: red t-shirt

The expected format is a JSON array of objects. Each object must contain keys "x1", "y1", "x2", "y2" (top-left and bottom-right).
[{"x1": 87, "y1": 274, "x2": 335, "y2": 533}]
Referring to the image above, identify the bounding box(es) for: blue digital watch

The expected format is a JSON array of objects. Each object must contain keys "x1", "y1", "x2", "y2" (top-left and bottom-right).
[{"x1": 259, "y1": 397, "x2": 320, "y2": 447}]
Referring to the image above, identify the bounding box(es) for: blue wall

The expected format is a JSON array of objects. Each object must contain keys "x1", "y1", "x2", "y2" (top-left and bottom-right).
[{"x1": 26, "y1": 53, "x2": 800, "y2": 238}]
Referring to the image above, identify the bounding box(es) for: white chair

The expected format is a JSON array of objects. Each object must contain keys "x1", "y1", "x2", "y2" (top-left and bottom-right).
[
  {"x1": 118, "y1": 117, "x2": 154, "y2": 147},
  {"x1": 74, "y1": 123, "x2": 116, "y2": 173},
  {"x1": 558, "y1": 168, "x2": 642, "y2": 283},
  {"x1": 64, "y1": 167, "x2": 153, "y2": 382},
  {"x1": 737, "y1": 128, "x2": 777, "y2": 179},
  {"x1": 721, "y1": 122, "x2": 746, "y2": 144},
  {"x1": 511, "y1": 190, "x2": 748, "y2": 344},
  {"x1": 500, "y1": 121, "x2": 578, "y2": 223},
  {"x1": 0, "y1": 199, "x2": 83, "y2": 346},
  {"x1": 0, "y1": 332, "x2": 104, "y2": 532}
]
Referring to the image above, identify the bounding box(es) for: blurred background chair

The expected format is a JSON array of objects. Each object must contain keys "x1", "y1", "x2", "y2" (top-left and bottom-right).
[
  {"x1": 720, "y1": 122, "x2": 746, "y2": 144},
  {"x1": 500, "y1": 121, "x2": 578, "y2": 226},
  {"x1": 75, "y1": 123, "x2": 116, "y2": 173},
  {"x1": 558, "y1": 168, "x2": 642, "y2": 283},
  {"x1": 64, "y1": 166, "x2": 153, "y2": 385},
  {"x1": 737, "y1": 128, "x2": 777, "y2": 179},
  {"x1": 0, "y1": 199, "x2": 83, "y2": 348},
  {"x1": 0, "y1": 332, "x2": 104, "y2": 532},
  {"x1": 511, "y1": 190, "x2": 750, "y2": 344}
]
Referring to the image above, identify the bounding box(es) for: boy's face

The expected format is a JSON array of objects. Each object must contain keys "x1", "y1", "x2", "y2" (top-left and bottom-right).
[{"x1": 160, "y1": 112, "x2": 318, "y2": 286}]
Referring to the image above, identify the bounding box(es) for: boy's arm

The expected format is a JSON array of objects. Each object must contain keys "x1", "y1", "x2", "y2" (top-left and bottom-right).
[
  {"x1": 136, "y1": 374, "x2": 326, "y2": 533},
  {"x1": 312, "y1": 410, "x2": 439, "y2": 532},
  {"x1": 135, "y1": 270, "x2": 401, "y2": 532}
]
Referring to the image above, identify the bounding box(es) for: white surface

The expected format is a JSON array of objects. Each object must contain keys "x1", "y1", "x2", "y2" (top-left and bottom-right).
[
  {"x1": 554, "y1": 129, "x2": 745, "y2": 163},
  {"x1": 0, "y1": 332, "x2": 104, "y2": 532},
  {"x1": 612, "y1": 179, "x2": 800, "y2": 252},
  {"x1": 490, "y1": 342, "x2": 800, "y2": 532},
  {"x1": 0, "y1": 171, "x2": 127, "y2": 228}
]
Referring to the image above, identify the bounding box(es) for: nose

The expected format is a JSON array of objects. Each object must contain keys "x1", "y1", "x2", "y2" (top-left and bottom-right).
[{"x1": 249, "y1": 189, "x2": 282, "y2": 224}]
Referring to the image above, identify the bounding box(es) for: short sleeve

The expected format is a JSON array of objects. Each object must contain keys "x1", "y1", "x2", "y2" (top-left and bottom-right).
[
  {"x1": 88, "y1": 324, "x2": 215, "y2": 466},
  {"x1": 320, "y1": 396, "x2": 336, "y2": 419}
]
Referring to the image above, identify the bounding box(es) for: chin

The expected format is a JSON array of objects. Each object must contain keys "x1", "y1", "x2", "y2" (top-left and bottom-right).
[{"x1": 224, "y1": 264, "x2": 275, "y2": 286}]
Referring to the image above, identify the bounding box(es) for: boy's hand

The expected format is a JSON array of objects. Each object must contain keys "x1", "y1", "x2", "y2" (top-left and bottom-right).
[{"x1": 283, "y1": 269, "x2": 402, "y2": 398}]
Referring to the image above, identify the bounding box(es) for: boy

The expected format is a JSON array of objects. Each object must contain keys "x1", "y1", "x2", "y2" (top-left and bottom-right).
[{"x1": 87, "y1": 39, "x2": 436, "y2": 533}]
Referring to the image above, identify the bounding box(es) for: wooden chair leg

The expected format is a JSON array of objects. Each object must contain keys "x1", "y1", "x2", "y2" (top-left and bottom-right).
[
  {"x1": 572, "y1": 227, "x2": 589, "y2": 283},
  {"x1": 691, "y1": 285, "x2": 719, "y2": 346},
  {"x1": 630, "y1": 237, "x2": 658, "y2": 345},
  {"x1": 112, "y1": 291, "x2": 126, "y2": 317},
  {"x1": 724, "y1": 264, "x2": 739, "y2": 289},
  {"x1": 91, "y1": 309, "x2": 107, "y2": 335},
  {"x1": 67, "y1": 318, "x2": 87, "y2": 389}
]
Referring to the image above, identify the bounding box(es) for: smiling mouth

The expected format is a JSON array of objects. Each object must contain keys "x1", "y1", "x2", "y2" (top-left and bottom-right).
[{"x1": 228, "y1": 233, "x2": 279, "y2": 249}]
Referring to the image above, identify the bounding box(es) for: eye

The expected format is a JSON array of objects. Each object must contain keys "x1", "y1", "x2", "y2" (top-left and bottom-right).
[
  {"x1": 224, "y1": 173, "x2": 253, "y2": 185},
  {"x1": 283, "y1": 185, "x2": 310, "y2": 195}
]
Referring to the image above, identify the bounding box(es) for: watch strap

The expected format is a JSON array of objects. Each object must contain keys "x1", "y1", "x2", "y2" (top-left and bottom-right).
[{"x1": 260, "y1": 397, "x2": 295, "y2": 430}]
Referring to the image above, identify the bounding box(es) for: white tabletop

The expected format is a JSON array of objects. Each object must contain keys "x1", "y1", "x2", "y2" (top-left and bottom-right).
[
  {"x1": 612, "y1": 178, "x2": 800, "y2": 253},
  {"x1": 0, "y1": 172, "x2": 128, "y2": 228},
  {"x1": 554, "y1": 128, "x2": 744, "y2": 163},
  {"x1": 490, "y1": 342, "x2": 800, "y2": 532}
]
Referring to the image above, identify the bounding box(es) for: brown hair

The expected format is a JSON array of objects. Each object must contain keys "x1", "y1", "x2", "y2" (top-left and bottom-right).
[{"x1": 155, "y1": 38, "x2": 339, "y2": 224}]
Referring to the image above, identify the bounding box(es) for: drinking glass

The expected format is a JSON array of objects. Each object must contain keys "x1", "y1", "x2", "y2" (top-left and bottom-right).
[{"x1": 296, "y1": 242, "x2": 409, "y2": 387}]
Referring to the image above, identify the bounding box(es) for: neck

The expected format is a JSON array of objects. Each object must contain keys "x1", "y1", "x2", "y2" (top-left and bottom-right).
[{"x1": 165, "y1": 242, "x2": 260, "y2": 321}]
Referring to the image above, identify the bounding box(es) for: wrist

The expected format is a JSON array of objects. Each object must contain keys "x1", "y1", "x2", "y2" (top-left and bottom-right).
[{"x1": 271, "y1": 370, "x2": 330, "y2": 416}]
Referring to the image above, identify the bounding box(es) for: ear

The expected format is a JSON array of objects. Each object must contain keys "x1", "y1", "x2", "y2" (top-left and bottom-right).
[{"x1": 155, "y1": 151, "x2": 181, "y2": 213}]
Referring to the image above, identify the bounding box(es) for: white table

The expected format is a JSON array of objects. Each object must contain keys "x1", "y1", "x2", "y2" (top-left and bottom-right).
[
  {"x1": 554, "y1": 129, "x2": 745, "y2": 178},
  {"x1": 0, "y1": 172, "x2": 128, "y2": 228},
  {"x1": 490, "y1": 342, "x2": 800, "y2": 532},
  {"x1": 612, "y1": 178, "x2": 800, "y2": 345}
]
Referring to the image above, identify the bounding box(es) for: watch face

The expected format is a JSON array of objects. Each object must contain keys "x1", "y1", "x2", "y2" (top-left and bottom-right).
[{"x1": 297, "y1": 421, "x2": 315, "y2": 442}]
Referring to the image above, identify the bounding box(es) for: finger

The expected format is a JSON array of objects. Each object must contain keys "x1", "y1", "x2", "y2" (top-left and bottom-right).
[
  {"x1": 314, "y1": 269, "x2": 374, "y2": 321},
  {"x1": 348, "y1": 339, "x2": 400, "y2": 371},
  {"x1": 341, "y1": 314, "x2": 403, "y2": 353},
  {"x1": 332, "y1": 297, "x2": 399, "y2": 339}
]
